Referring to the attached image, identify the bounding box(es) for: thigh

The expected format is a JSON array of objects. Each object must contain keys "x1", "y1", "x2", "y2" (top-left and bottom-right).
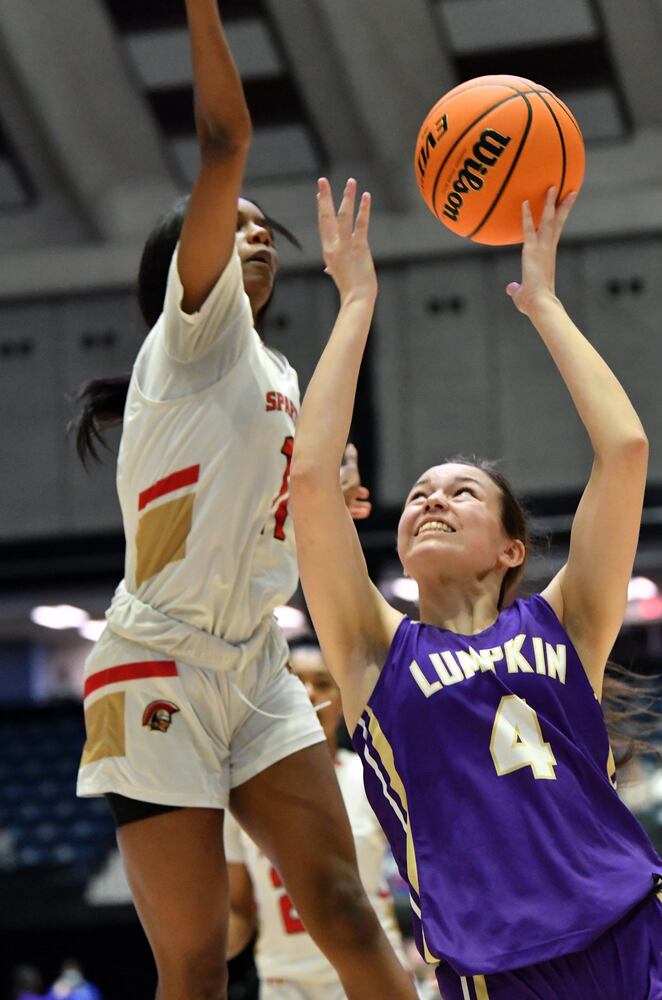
[
  {"x1": 117, "y1": 807, "x2": 227, "y2": 966},
  {"x1": 230, "y1": 743, "x2": 357, "y2": 915},
  {"x1": 229, "y1": 660, "x2": 325, "y2": 791}
]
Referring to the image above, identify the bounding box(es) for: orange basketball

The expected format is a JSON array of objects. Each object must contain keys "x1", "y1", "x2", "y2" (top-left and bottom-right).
[{"x1": 414, "y1": 75, "x2": 585, "y2": 245}]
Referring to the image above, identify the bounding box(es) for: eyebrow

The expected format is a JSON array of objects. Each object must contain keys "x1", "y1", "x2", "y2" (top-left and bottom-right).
[
  {"x1": 409, "y1": 474, "x2": 485, "y2": 493},
  {"x1": 237, "y1": 209, "x2": 302, "y2": 249}
]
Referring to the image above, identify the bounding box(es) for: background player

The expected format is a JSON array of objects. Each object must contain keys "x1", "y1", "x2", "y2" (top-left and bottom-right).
[
  {"x1": 72, "y1": 3, "x2": 418, "y2": 998},
  {"x1": 289, "y1": 177, "x2": 662, "y2": 998},
  {"x1": 224, "y1": 640, "x2": 414, "y2": 999}
]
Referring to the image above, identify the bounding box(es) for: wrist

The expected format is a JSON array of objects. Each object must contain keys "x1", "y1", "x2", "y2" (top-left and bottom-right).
[
  {"x1": 525, "y1": 292, "x2": 563, "y2": 322},
  {"x1": 339, "y1": 288, "x2": 377, "y2": 310}
]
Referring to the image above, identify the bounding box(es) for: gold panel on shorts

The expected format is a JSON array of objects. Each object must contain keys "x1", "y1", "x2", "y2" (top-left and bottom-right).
[
  {"x1": 81, "y1": 692, "x2": 126, "y2": 765},
  {"x1": 135, "y1": 494, "x2": 194, "y2": 586}
]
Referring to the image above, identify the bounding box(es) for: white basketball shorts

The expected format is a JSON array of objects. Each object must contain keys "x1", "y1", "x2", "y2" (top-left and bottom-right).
[{"x1": 76, "y1": 627, "x2": 325, "y2": 809}]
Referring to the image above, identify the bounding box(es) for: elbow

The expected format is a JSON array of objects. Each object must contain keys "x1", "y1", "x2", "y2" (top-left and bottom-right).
[
  {"x1": 621, "y1": 431, "x2": 649, "y2": 460},
  {"x1": 201, "y1": 117, "x2": 252, "y2": 159},
  {"x1": 290, "y1": 459, "x2": 336, "y2": 505},
  {"x1": 599, "y1": 430, "x2": 648, "y2": 469},
  {"x1": 290, "y1": 460, "x2": 319, "y2": 497}
]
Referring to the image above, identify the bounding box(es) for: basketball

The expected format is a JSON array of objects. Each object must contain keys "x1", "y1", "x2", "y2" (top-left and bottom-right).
[{"x1": 415, "y1": 75, "x2": 585, "y2": 245}]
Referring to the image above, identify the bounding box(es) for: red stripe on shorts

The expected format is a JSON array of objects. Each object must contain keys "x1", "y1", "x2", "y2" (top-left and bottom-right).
[
  {"x1": 138, "y1": 464, "x2": 200, "y2": 511},
  {"x1": 84, "y1": 661, "x2": 179, "y2": 699}
]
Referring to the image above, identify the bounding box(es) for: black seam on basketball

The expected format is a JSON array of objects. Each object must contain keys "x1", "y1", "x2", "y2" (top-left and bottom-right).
[
  {"x1": 430, "y1": 91, "x2": 539, "y2": 216},
  {"x1": 468, "y1": 94, "x2": 534, "y2": 241},
  {"x1": 535, "y1": 91, "x2": 567, "y2": 198},
  {"x1": 546, "y1": 93, "x2": 583, "y2": 140}
]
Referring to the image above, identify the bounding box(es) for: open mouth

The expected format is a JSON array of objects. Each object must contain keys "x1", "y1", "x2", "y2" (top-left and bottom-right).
[
  {"x1": 247, "y1": 251, "x2": 272, "y2": 266},
  {"x1": 416, "y1": 521, "x2": 455, "y2": 537}
]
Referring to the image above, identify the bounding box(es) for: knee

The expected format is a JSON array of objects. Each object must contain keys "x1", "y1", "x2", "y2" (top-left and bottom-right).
[
  {"x1": 158, "y1": 941, "x2": 228, "y2": 999},
  {"x1": 311, "y1": 865, "x2": 381, "y2": 949}
]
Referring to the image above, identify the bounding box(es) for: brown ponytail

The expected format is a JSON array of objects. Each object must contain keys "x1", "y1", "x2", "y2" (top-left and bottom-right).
[{"x1": 601, "y1": 662, "x2": 661, "y2": 770}]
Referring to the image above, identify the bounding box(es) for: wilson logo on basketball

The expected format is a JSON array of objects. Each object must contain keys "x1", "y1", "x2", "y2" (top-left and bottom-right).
[
  {"x1": 416, "y1": 114, "x2": 449, "y2": 181},
  {"x1": 442, "y1": 129, "x2": 512, "y2": 223},
  {"x1": 142, "y1": 700, "x2": 180, "y2": 733}
]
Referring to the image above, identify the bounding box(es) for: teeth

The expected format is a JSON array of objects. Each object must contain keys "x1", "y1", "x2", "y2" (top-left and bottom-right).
[{"x1": 418, "y1": 522, "x2": 453, "y2": 535}]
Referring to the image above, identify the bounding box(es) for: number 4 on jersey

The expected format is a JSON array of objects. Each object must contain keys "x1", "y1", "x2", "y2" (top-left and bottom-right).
[{"x1": 490, "y1": 695, "x2": 557, "y2": 780}]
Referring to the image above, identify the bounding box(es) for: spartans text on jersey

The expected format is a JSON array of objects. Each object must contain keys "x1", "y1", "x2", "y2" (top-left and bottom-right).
[{"x1": 266, "y1": 391, "x2": 298, "y2": 421}]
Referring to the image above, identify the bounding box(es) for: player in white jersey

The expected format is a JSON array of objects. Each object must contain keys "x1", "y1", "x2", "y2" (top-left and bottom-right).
[
  {"x1": 224, "y1": 642, "x2": 413, "y2": 1000},
  {"x1": 71, "y1": 4, "x2": 418, "y2": 999}
]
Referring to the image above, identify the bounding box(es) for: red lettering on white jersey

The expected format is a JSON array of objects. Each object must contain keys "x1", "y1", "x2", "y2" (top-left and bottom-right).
[{"x1": 265, "y1": 390, "x2": 298, "y2": 421}]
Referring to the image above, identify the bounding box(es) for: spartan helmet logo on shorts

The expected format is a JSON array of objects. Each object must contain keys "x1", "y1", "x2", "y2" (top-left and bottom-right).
[{"x1": 142, "y1": 700, "x2": 180, "y2": 733}]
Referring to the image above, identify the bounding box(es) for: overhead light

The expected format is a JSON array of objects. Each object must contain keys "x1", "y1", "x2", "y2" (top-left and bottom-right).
[
  {"x1": 638, "y1": 596, "x2": 662, "y2": 622},
  {"x1": 79, "y1": 620, "x2": 107, "y2": 642},
  {"x1": 30, "y1": 605, "x2": 89, "y2": 630},
  {"x1": 274, "y1": 606, "x2": 308, "y2": 633},
  {"x1": 628, "y1": 577, "x2": 659, "y2": 601},
  {"x1": 386, "y1": 578, "x2": 420, "y2": 603}
]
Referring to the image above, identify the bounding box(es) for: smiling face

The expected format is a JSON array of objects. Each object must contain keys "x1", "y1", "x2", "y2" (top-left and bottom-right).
[
  {"x1": 236, "y1": 198, "x2": 279, "y2": 319},
  {"x1": 398, "y1": 462, "x2": 525, "y2": 594}
]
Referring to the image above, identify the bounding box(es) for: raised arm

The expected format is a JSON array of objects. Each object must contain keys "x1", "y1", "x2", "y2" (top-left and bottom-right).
[
  {"x1": 178, "y1": 0, "x2": 252, "y2": 314},
  {"x1": 290, "y1": 180, "x2": 402, "y2": 732},
  {"x1": 511, "y1": 189, "x2": 649, "y2": 697}
]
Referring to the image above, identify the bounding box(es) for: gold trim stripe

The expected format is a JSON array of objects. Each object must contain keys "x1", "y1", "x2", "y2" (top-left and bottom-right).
[
  {"x1": 364, "y1": 707, "x2": 439, "y2": 963},
  {"x1": 473, "y1": 974, "x2": 490, "y2": 1000}
]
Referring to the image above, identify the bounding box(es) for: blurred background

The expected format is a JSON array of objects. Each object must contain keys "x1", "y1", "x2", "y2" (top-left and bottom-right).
[{"x1": 1, "y1": 0, "x2": 661, "y2": 997}]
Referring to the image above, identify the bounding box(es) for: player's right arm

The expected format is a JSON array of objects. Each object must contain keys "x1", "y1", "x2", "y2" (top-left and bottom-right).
[
  {"x1": 290, "y1": 179, "x2": 403, "y2": 732},
  {"x1": 178, "y1": 0, "x2": 251, "y2": 316}
]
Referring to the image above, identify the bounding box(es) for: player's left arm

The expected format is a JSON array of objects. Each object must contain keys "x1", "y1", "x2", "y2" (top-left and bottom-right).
[{"x1": 511, "y1": 190, "x2": 649, "y2": 697}]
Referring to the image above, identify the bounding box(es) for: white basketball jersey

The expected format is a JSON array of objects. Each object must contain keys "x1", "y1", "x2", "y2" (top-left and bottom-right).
[
  {"x1": 112, "y1": 247, "x2": 299, "y2": 647},
  {"x1": 225, "y1": 750, "x2": 405, "y2": 984}
]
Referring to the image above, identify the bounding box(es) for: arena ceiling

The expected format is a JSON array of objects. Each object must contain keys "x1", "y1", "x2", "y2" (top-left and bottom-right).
[{"x1": 0, "y1": 0, "x2": 661, "y2": 298}]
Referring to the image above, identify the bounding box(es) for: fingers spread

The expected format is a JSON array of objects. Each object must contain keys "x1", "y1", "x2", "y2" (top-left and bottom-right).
[
  {"x1": 354, "y1": 192, "x2": 372, "y2": 243},
  {"x1": 521, "y1": 200, "x2": 535, "y2": 240},
  {"x1": 337, "y1": 179, "x2": 357, "y2": 241},
  {"x1": 538, "y1": 186, "x2": 557, "y2": 238},
  {"x1": 317, "y1": 178, "x2": 337, "y2": 246}
]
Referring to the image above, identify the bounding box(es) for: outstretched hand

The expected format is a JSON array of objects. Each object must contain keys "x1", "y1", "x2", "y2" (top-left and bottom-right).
[
  {"x1": 340, "y1": 443, "x2": 372, "y2": 521},
  {"x1": 317, "y1": 178, "x2": 378, "y2": 304},
  {"x1": 506, "y1": 187, "x2": 577, "y2": 316}
]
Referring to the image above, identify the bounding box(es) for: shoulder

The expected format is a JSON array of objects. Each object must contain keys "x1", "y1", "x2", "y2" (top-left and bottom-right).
[{"x1": 504, "y1": 592, "x2": 560, "y2": 626}]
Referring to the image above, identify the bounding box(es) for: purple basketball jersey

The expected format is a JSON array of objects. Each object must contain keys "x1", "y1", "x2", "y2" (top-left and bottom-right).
[{"x1": 352, "y1": 594, "x2": 662, "y2": 976}]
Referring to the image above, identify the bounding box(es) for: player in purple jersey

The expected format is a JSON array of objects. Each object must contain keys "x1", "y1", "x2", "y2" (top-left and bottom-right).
[{"x1": 290, "y1": 177, "x2": 662, "y2": 999}]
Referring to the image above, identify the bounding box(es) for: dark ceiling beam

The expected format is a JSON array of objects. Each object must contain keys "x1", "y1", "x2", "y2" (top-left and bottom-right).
[
  {"x1": 594, "y1": 0, "x2": 662, "y2": 129},
  {"x1": 0, "y1": 0, "x2": 177, "y2": 242}
]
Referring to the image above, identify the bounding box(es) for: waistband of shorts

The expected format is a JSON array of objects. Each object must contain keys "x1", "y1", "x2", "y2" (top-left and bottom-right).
[{"x1": 105, "y1": 582, "x2": 286, "y2": 674}]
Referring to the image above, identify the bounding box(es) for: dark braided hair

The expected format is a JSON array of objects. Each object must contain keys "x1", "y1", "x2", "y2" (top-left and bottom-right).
[{"x1": 69, "y1": 195, "x2": 300, "y2": 465}]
